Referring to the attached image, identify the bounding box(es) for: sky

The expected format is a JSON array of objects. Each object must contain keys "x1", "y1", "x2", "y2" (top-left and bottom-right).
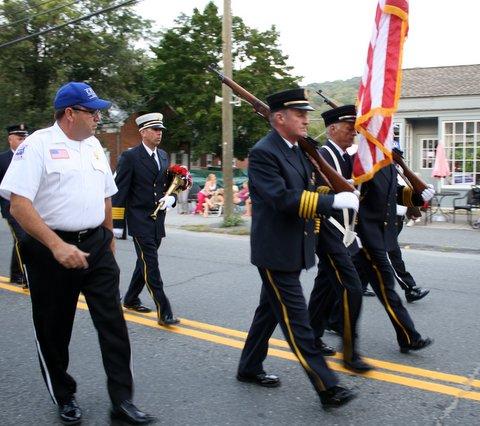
[{"x1": 135, "y1": 0, "x2": 480, "y2": 85}]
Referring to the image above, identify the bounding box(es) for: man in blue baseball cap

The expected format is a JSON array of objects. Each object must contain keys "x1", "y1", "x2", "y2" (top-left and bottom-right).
[{"x1": 0, "y1": 81, "x2": 156, "y2": 424}]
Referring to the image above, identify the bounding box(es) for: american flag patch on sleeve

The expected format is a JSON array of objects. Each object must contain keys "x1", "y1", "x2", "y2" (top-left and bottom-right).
[{"x1": 49, "y1": 149, "x2": 70, "y2": 159}]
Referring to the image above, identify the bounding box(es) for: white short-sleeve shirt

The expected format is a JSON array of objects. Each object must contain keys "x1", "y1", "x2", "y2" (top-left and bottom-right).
[{"x1": 0, "y1": 122, "x2": 117, "y2": 231}]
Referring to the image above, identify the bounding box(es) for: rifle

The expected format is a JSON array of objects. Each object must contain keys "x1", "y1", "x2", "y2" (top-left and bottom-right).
[
  {"x1": 207, "y1": 64, "x2": 355, "y2": 193},
  {"x1": 317, "y1": 89, "x2": 340, "y2": 109},
  {"x1": 392, "y1": 149, "x2": 428, "y2": 193}
]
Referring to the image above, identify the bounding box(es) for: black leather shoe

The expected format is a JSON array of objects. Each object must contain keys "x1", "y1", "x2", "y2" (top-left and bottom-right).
[
  {"x1": 400, "y1": 337, "x2": 434, "y2": 353},
  {"x1": 237, "y1": 372, "x2": 281, "y2": 388},
  {"x1": 158, "y1": 315, "x2": 180, "y2": 326},
  {"x1": 362, "y1": 289, "x2": 376, "y2": 297},
  {"x1": 58, "y1": 396, "x2": 82, "y2": 425},
  {"x1": 324, "y1": 327, "x2": 342, "y2": 337},
  {"x1": 315, "y1": 338, "x2": 336, "y2": 356},
  {"x1": 10, "y1": 275, "x2": 27, "y2": 285},
  {"x1": 319, "y1": 385, "x2": 356, "y2": 408},
  {"x1": 343, "y1": 356, "x2": 374, "y2": 374},
  {"x1": 124, "y1": 304, "x2": 152, "y2": 313},
  {"x1": 405, "y1": 287, "x2": 430, "y2": 303},
  {"x1": 111, "y1": 400, "x2": 156, "y2": 424}
]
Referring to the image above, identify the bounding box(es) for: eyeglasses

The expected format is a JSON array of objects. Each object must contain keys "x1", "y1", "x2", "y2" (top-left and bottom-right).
[{"x1": 70, "y1": 106, "x2": 101, "y2": 117}]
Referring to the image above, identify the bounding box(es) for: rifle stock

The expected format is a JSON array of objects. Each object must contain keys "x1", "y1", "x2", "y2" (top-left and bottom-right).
[
  {"x1": 207, "y1": 64, "x2": 355, "y2": 193},
  {"x1": 392, "y1": 150, "x2": 428, "y2": 193}
]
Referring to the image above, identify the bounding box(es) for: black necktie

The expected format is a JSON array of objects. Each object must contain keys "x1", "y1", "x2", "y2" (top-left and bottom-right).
[
  {"x1": 292, "y1": 145, "x2": 302, "y2": 161},
  {"x1": 151, "y1": 152, "x2": 159, "y2": 170},
  {"x1": 343, "y1": 152, "x2": 352, "y2": 177}
]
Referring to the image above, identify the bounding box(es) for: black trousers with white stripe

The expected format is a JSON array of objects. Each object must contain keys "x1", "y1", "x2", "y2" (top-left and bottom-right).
[
  {"x1": 22, "y1": 227, "x2": 133, "y2": 406},
  {"x1": 123, "y1": 236, "x2": 173, "y2": 320},
  {"x1": 238, "y1": 268, "x2": 338, "y2": 394},
  {"x1": 387, "y1": 245, "x2": 417, "y2": 291}
]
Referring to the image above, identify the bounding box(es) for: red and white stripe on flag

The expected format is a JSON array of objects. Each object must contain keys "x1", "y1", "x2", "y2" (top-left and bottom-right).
[{"x1": 353, "y1": 0, "x2": 409, "y2": 184}]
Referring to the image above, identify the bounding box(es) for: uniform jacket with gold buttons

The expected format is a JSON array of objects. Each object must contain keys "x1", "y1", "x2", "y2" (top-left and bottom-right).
[
  {"x1": 112, "y1": 143, "x2": 173, "y2": 238},
  {"x1": 249, "y1": 129, "x2": 335, "y2": 271}
]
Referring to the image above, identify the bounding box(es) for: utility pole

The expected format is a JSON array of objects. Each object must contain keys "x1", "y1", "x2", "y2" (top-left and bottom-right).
[{"x1": 222, "y1": 0, "x2": 234, "y2": 220}]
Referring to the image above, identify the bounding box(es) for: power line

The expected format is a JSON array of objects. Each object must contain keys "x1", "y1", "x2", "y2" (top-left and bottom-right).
[
  {"x1": 0, "y1": 0, "x2": 140, "y2": 49},
  {"x1": 0, "y1": 0, "x2": 78, "y2": 30}
]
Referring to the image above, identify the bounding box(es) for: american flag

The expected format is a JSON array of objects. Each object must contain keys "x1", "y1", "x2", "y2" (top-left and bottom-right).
[
  {"x1": 353, "y1": 0, "x2": 409, "y2": 184},
  {"x1": 49, "y1": 148, "x2": 70, "y2": 159}
]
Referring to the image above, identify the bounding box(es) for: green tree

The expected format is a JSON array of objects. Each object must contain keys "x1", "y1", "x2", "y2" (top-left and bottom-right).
[
  {"x1": 0, "y1": 0, "x2": 153, "y2": 148},
  {"x1": 146, "y1": 2, "x2": 300, "y2": 160}
]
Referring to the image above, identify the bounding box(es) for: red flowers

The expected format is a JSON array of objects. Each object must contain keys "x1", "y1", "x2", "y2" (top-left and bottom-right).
[{"x1": 167, "y1": 164, "x2": 192, "y2": 191}]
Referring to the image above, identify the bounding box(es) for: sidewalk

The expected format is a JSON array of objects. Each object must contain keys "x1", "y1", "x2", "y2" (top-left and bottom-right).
[{"x1": 165, "y1": 210, "x2": 480, "y2": 253}]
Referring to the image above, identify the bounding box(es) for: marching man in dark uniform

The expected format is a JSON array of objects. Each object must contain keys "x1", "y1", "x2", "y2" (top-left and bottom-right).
[
  {"x1": 308, "y1": 105, "x2": 372, "y2": 373},
  {"x1": 237, "y1": 89, "x2": 358, "y2": 408},
  {"x1": 112, "y1": 113, "x2": 179, "y2": 326},
  {"x1": 0, "y1": 82, "x2": 155, "y2": 424},
  {"x1": 355, "y1": 155, "x2": 435, "y2": 353},
  {"x1": 0, "y1": 124, "x2": 29, "y2": 287}
]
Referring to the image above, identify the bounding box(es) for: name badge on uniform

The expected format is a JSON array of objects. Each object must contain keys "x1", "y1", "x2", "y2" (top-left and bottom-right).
[
  {"x1": 50, "y1": 149, "x2": 70, "y2": 159},
  {"x1": 92, "y1": 148, "x2": 106, "y2": 173}
]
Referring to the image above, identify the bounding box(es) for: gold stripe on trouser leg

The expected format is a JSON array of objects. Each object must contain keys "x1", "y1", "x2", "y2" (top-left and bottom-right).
[
  {"x1": 8, "y1": 223, "x2": 25, "y2": 275},
  {"x1": 265, "y1": 269, "x2": 326, "y2": 391},
  {"x1": 362, "y1": 248, "x2": 411, "y2": 345},
  {"x1": 326, "y1": 254, "x2": 352, "y2": 362},
  {"x1": 134, "y1": 237, "x2": 162, "y2": 320}
]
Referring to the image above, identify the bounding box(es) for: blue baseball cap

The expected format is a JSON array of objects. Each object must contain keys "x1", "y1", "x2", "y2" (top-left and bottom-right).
[{"x1": 54, "y1": 82, "x2": 112, "y2": 110}]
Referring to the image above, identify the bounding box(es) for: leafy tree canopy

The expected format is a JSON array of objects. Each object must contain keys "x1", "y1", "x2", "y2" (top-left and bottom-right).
[
  {"x1": 145, "y1": 2, "x2": 301, "y2": 160},
  {"x1": 0, "y1": 0, "x2": 153, "y2": 148}
]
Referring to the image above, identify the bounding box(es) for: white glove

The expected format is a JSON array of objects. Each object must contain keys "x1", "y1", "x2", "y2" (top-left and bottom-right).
[
  {"x1": 158, "y1": 195, "x2": 175, "y2": 210},
  {"x1": 113, "y1": 228, "x2": 124, "y2": 239},
  {"x1": 396, "y1": 205, "x2": 408, "y2": 216},
  {"x1": 332, "y1": 192, "x2": 359, "y2": 212},
  {"x1": 346, "y1": 179, "x2": 354, "y2": 185},
  {"x1": 421, "y1": 184, "x2": 435, "y2": 202}
]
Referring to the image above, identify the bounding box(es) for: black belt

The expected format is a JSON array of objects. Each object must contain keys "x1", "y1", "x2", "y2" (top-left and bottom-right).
[{"x1": 55, "y1": 227, "x2": 100, "y2": 243}]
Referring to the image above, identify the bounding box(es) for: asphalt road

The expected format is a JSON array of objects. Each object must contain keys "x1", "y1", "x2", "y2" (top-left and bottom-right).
[{"x1": 0, "y1": 220, "x2": 479, "y2": 425}]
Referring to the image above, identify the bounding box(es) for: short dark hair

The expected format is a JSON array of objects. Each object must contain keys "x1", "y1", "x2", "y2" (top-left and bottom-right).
[{"x1": 54, "y1": 109, "x2": 66, "y2": 120}]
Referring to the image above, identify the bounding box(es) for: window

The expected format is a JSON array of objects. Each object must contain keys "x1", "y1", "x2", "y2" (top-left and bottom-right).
[
  {"x1": 420, "y1": 139, "x2": 438, "y2": 169},
  {"x1": 443, "y1": 120, "x2": 480, "y2": 185}
]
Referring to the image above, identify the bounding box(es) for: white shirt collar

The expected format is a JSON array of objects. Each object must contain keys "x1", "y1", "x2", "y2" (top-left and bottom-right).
[
  {"x1": 281, "y1": 136, "x2": 297, "y2": 149},
  {"x1": 328, "y1": 139, "x2": 346, "y2": 156},
  {"x1": 52, "y1": 121, "x2": 96, "y2": 151},
  {"x1": 142, "y1": 142, "x2": 157, "y2": 157}
]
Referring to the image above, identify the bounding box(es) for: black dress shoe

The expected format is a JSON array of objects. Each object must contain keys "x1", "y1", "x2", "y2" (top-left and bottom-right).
[
  {"x1": 362, "y1": 289, "x2": 376, "y2": 297},
  {"x1": 319, "y1": 385, "x2": 356, "y2": 408},
  {"x1": 124, "y1": 304, "x2": 152, "y2": 313},
  {"x1": 405, "y1": 287, "x2": 430, "y2": 303},
  {"x1": 58, "y1": 396, "x2": 82, "y2": 425},
  {"x1": 158, "y1": 315, "x2": 180, "y2": 326},
  {"x1": 10, "y1": 275, "x2": 27, "y2": 285},
  {"x1": 400, "y1": 337, "x2": 434, "y2": 353},
  {"x1": 315, "y1": 338, "x2": 336, "y2": 356},
  {"x1": 343, "y1": 356, "x2": 374, "y2": 374},
  {"x1": 111, "y1": 400, "x2": 156, "y2": 424},
  {"x1": 237, "y1": 372, "x2": 281, "y2": 388}
]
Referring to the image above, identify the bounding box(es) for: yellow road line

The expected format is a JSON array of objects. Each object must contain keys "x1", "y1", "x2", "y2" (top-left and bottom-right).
[
  {"x1": 120, "y1": 307, "x2": 480, "y2": 390},
  {"x1": 1, "y1": 280, "x2": 480, "y2": 402}
]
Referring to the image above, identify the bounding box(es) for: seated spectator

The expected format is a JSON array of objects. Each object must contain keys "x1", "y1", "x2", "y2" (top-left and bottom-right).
[
  {"x1": 194, "y1": 173, "x2": 217, "y2": 215},
  {"x1": 237, "y1": 180, "x2": 251, "y2": 216},
  {"x1": 204, "y1": 188, "x2": 224, "y2": 217}
]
